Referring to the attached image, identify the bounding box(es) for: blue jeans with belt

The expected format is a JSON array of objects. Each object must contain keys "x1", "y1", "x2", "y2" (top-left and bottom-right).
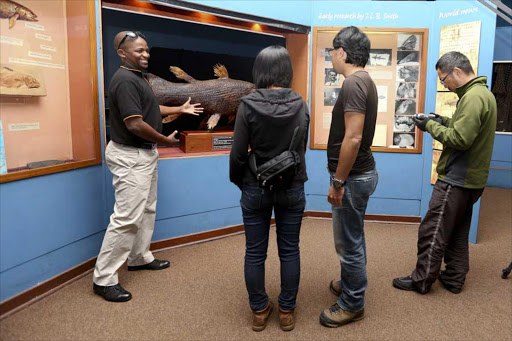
[
  {"x1": 331, "y1": 169, "x2": 378, "y2": 312},
  {"x1": 241, "y1": 183, "x2": 306, "y2": 311}
]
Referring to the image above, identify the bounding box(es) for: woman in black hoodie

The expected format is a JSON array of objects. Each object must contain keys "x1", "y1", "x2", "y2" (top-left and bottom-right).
[{"x1": 229, "y1": 45, "x2": 309, "y2": 332}]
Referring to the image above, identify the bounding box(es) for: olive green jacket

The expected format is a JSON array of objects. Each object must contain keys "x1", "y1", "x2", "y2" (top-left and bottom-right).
[{"x1": 426, "y1": 76, "x2": 497, "y2": 189}]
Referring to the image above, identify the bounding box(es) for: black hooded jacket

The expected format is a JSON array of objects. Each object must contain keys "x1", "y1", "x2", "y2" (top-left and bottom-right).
[{"x1": 229, "y1": 88, "x2": 309, "y2": 188}]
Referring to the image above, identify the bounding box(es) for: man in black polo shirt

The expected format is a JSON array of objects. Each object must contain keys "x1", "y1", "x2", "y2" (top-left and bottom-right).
[
  {"x1": 93, "y1": 31, "x2": 203, "y2": 302},
  {"x1": 320, "y1": 26, "x2": 378, "y2": 327}
]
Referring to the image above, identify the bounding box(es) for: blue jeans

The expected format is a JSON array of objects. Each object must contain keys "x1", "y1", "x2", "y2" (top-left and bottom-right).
[
  {"x1": 331, "y1": 169, "x2": 378, "y2": 312},
  {"x1": 241, "y1": 184, "x2": 306, "y2": 311}
]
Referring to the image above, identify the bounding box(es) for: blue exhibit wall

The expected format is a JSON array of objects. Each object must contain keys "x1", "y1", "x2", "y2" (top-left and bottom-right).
[
  {"x1": 0, "y1": 1, "x2": 109, "y2": 303},
  {"x1": 308, "y1": 1, "x2": 436, "y2": 217},
  {"x1": 0, "y1": 1, "x2": 500, "y2": 303},
  {"x1": 307, "y1": 1, "x2": 496, "y2": 242}
]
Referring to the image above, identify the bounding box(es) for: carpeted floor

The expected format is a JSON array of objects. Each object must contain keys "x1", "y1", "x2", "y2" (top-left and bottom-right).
[{"x1": 1, "y1": 188, "x2": 511, "y2": 341}]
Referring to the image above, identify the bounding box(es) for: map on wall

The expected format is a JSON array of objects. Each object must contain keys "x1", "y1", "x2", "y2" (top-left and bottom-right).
[{"x1": 437, "y1": 21, "x2": 481, "y2": 91}]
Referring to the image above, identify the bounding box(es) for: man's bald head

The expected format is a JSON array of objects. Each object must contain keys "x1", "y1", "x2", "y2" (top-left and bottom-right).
[{"x1": 113, "y1": 31, "x2": 146, "y2": 51}]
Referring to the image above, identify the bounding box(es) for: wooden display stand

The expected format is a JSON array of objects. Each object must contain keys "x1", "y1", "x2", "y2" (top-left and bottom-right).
[{"x1": 179, "y1": 131, "x2": 234, "y2": 153}]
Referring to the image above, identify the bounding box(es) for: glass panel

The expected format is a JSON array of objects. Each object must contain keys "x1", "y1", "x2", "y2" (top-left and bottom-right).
[{"x1": 0, "y1": 0, "x2": 100, "y2": 182}]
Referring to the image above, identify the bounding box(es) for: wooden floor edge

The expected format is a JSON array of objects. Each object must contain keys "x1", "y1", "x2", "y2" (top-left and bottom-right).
[{"x1": 0, "y1": 213, "x2": 418, "y2": 317}]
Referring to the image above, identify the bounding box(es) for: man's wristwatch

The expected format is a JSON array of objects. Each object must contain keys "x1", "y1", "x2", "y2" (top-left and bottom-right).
[{"x1": 332, "y1": 177, "x2": 346, "y2": 189}]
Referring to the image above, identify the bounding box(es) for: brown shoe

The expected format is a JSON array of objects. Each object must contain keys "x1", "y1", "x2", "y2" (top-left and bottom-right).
[
  {"x1": 279, "y1": 307, "x2": 295, "y2": 331},
  {"x1": 330, "y1": 279, "x2": 342, "y2": 296},
  {"x1": 319, "y1": 303, "x2": 364, "y2": 328},
  {"x1": 252, "y1": 301, "x2": 273, "y2": 332}
]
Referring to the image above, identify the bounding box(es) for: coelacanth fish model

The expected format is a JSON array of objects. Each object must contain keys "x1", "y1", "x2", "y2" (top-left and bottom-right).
[
  {"x1": 0, "y1": 0, "x2": 38, "y2": 29},
  {"x1": 148, "y1": 64, "x2": 255, "y2": 130}
]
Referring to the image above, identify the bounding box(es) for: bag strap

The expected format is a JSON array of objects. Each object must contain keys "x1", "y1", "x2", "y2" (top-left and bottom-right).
[{"x1": 288, "y1": 113, "x2": 306, "y2": 152}]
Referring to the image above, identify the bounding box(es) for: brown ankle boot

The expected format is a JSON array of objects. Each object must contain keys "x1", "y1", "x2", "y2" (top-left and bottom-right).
[
  {"x1": 252, "y1": 301, "x2": 273, "y2": 332},
  {"x1": 279, "y1": 307, "x2": 295, "y2": 331}
]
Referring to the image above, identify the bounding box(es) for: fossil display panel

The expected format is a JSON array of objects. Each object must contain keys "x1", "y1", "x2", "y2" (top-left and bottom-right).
[
  {"x1": 311, "y1": 27, "x2": 428, "y2": 153},
  {"x1": 0, "y1": 0, "x2": 100, "y2": 182}
]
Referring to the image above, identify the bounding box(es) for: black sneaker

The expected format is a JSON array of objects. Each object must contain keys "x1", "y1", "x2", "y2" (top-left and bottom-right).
[
  {"x1": 93, "y1": 283, "x2": 132, "y2": 302},
  {"x1": 392, "y1": 275, "x2": 415, "y2": 291},
  {"x1": 438, "y1": 277, "x2": 462, "y2": 294}
]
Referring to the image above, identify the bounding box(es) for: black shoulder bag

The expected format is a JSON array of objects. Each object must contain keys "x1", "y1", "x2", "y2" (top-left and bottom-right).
[{"x1": 248, "y1": 117, "x2": 305, "y2": 189}]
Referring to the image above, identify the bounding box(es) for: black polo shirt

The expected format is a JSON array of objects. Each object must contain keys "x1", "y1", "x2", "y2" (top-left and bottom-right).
[{"x1": 108, "y1": 66, "x2": 162, "y2": 147}]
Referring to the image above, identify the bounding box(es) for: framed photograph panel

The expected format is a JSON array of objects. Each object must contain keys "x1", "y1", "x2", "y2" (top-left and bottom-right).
[{"x1": 311, "y1": 27, "x2": 428, "y2": 153}]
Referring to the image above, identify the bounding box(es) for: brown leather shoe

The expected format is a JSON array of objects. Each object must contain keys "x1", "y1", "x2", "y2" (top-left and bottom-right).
[
  {"x1": 279, "y1": 307, "x2": 295, "y2": 331},
  {"x1": 319, "y1": 303, "x2": 364, "y2": 328},
  {"x1": 252, "y1": 301, "x2": 273, "y2": 332}
]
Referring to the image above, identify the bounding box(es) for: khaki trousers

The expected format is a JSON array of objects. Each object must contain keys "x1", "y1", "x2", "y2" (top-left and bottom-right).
[{"x1": 93, "y1": 141, "x2": 159, "y2": 286}]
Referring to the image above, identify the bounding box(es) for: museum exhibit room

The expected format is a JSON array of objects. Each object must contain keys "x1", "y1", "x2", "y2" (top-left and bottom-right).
[{"x1": 0, "y1": 0, "x2": 511, "y2": 339}]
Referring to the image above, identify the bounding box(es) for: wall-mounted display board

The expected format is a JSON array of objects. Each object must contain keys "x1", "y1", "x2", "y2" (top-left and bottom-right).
[
  {"x1": 311, "y1": 27, "x2": 428, "y2": 153},
  {"x1": 437, "y1": 21, "x2": 481, "y2": 91},
  {"x1": 0, "y1": 0, "x2": 101, "y2": 183}
]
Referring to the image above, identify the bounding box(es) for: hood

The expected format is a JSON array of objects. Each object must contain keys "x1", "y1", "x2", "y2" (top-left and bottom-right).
[{"x1": 241, "y1": 88, "x2": 305, "y2": 125}]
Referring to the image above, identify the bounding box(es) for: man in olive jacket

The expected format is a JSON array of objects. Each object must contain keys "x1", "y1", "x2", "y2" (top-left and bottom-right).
[{"x1": 393, "y1": 51, "x2": 497, "y2": 295}]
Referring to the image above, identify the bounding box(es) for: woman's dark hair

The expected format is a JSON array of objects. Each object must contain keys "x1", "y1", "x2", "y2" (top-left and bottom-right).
[
  {"x1": 436, "y1": 51, "x2": 474, "y2": 75},
  {"x1": 252, "y1": 45, "x2": 293, "y2": 89},
  {"x1": 332, "y1": 26, "x2": 370, "y2": 67}
]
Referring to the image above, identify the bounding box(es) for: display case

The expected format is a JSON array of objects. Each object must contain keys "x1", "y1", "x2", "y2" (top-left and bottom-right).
[
  {"x1": 0, "y1": 0, "x2": 101, "y2": 183},
  {"x1": 311, "y1": 27, "x2": 428, "y2": 153}
]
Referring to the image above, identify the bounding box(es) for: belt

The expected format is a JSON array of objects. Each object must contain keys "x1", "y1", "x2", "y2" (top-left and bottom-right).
[
  {"x1": 138, "y1": 143, "x2": 157, "y2": 150},
  {"x1": 115, "y1": 141, "x2": 157, "y2": 149}
]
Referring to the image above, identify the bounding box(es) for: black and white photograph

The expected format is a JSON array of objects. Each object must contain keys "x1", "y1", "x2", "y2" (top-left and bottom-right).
[
  {"x1": 393, "y1": 132, "x2": 415, "y2": 147},
  {"x1": 397, "y1": 34, "x2": 420, "y2": 50},
  {"x1": 395, "y1": 99, "x2": 416, "y2": 115},
  {"x1": 324, "y1": 68, "x2": 341, "y2": 86},
  {"x1": 397, "y1": 51, "x2": 419, "y2": 65},
  {"x1": 396, "y1": 82, "x2": 417, "y2": 99},
  {"x1": 368, "y1": 49, "x2": 392, "y2": 66},
  {"x1": 394, "y1": 115, "x2": 415, "y2": 132},
  {"x1": 324, "y1": 48, "x2": 333, "y2": 64},
  {"x1": 324, "y1": 88, "x2": 340, "y2": 106},
  {"x1": 397, "y1": 65, "x2": 419, "y2": 82}
]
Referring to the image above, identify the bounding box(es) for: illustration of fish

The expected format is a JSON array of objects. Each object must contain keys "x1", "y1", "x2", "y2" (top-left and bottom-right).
[
  {"x1": 398, "y1": 52, "x2": 418, "y2": 65},
  {"x1": 149, "y1": 64, "x2": 255, "y2": 130},
  {"x1": 398, "y1": 35, "x2": 417, "y2": 50},
  {"x1": 0, "y1": 66, "x2": 40, "y2": 88},
  {"x1": 0, "y1": 0, "x2": 38, "y2": 29}
]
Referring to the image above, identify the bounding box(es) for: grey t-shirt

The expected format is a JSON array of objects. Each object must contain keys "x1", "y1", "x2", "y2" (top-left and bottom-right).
[{"x1": 327, "y1": 70, "x2": 378, "y2": 174}]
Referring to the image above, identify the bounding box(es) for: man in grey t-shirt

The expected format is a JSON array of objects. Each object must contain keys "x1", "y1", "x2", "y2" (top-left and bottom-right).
[{"x1": 321, "y1": 26, "x2": 378, "y2": 328}]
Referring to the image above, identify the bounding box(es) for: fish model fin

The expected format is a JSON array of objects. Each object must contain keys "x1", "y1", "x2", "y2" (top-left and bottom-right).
[
  {"x1": 169, "y1": 66, "x2": 197, "y2": 83},
  {"x1": 213, "y1": 64, "x2": 229, "y2": 79},
  {"x1": 9, "y1": 13, "x2": 19, "y2": 29}
]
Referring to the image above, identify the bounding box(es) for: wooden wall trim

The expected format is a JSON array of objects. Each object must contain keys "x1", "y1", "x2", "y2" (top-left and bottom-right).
[
  {"x1": 305, "y1": 211, "x2": 421, "y2": 223},
  {"x1": 0, "y1": 214, "x2": 417, "y2": 318}
]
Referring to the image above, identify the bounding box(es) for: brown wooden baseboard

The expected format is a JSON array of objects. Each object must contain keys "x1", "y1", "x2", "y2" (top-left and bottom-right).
[
  {"x1": 0, "y1": 214, "x2": 417, "y2": 318},
  {"x1": 0, "y1": 258, "x2": 97, "y2": 317},
  {"x1": 305, "y1": 211, "x2": 421, "y2": 224}
]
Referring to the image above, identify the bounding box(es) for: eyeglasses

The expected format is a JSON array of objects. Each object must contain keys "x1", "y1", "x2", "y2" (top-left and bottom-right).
[
  {"x1": 117, "y1": 31, "x2": 145, "y2": 50},
  {"x1": 440, "y1": 69, "x2": 453, "y2": 85},
  {"x1": 327, "y1": 46, "x2": 342, "y2": 54}
]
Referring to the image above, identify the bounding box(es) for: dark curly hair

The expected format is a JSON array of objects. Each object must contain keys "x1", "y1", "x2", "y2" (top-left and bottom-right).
[{"x1": 332, "y1": 26, "x2": 371, "y2": 67}]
